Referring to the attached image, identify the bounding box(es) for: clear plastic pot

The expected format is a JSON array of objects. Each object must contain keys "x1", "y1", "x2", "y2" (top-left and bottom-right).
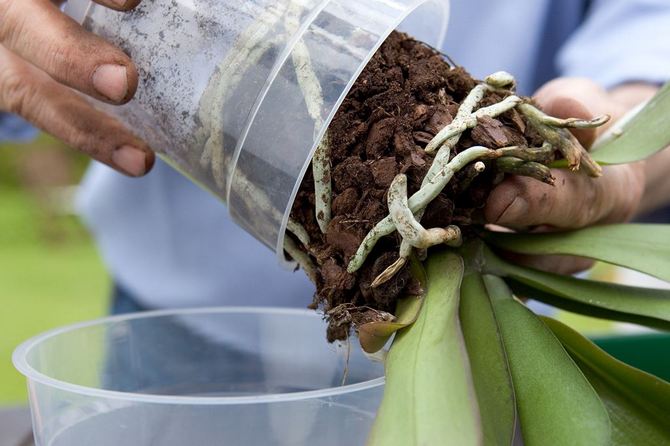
[
  {"x1": 63, "y1": 0, "x2": 449, "y2": 263},
  {"x1": 13, "y1": 308, "x2": 385, "y2": 446}
]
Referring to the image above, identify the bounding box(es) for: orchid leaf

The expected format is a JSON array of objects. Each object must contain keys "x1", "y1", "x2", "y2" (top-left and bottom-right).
[
  {"x1": 485, "y1": 275, "x2": 610, "y2": 446},
  {"x1": 460, "y1": 272, "x2": 516, "y2": 446},
  {"x1": 368, "y1": 251, "x2": 482, "y2": 446},
  {"x1": 483, "y1": 246, "x2": 670, "y2": 330},
  {"x1": 359, "y1": 257, "x2": 428, "y2": 353},
  {"x1": 591, "y1": 81, "x2": 670, "y2": 164},
  {"x1": 358, "y1": 295, "x2": 423, "y2": 354},
  {"x1": 543, "y1": 317, "x2": 670, "y2": 445},
  {"x1": 485, "y1": 224, "x2": 670, "y2": 283}
]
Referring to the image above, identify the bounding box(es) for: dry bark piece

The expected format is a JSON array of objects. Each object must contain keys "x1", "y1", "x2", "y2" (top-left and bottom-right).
[
  {"x1": 371, "y1": 157, "x2": 400, "y2": 188},
  {"x1": 332, "y1": 157, "x2": 372, "y2": 192},
  {"x1": 326, "y1": 215, "x2": 367, "y2": 260},
  {"x1": 332, "y1": 187, "x2": 360, "y2": 215}
]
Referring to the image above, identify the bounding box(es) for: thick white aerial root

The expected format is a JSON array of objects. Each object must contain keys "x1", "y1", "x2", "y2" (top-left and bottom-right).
[
  {"x1": 494, "y1": 142, "x2": 554, "y2": 163},
  {"x1": 389, "y1": 175, "x2": 463, "y2": 250},
  {"x1": 198, "y1": 3, "x2": 288, "y2": 190},
  {"x1": 312, "y1": 137, "x2": 332, "y2": 234},
  {"x1": 518, "y1": 103, "x2": 608, "y2": 177},
  {"x1": 278, "y1": 65, "x2": 611, "y2": 288},
  {"x1": 347, "y1": 146, "x2": 495, "y2": 274},
  {"x1": 286, "y1": 4, "x2": 332, "y2": 234},
  {"x1": 346, "y1": 70, "x2": 612, "y2": 277},
  {"x1": 496, "y1": 157, "x2": 555, "y2": 185},
  {"x1": 284, "y1": 236, "x2": 317, "y2": 283},
  {"x1": 425, "y1": 72, "x2": 519, "y2": 155},
  {"x1": 287, "y1": 218, "x2": 310, "y2": 247},
  {"x1": 370, "y1": 175, "x2": 463, "y2": 287}
]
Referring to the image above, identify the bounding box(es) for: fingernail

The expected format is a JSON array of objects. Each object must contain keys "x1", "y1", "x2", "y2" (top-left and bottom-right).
[
  {"x1": 112, "y1": 146, "x2": 147, "y2": 176},
  {"x1": 93, "y1": 65, "x2": 128, "y2": 102},
  {"x1": 495, "y1": 196, "x2": 528, "y2": 225},
  {"x1": 109, "y1": 0, "x2": 128, "y2": 6}
]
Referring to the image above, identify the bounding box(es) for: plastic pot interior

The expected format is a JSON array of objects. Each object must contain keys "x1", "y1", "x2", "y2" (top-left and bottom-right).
[{"x1": 14, "y1": 307, "x2": 385, "y2": 446}]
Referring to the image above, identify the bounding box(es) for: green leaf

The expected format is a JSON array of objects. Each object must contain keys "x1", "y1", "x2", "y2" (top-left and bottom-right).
[
  {"x1": 359, "y1": 257, "x2": 428, "y2": 353},
  {"x1": 543, "y1": 317, "x2": 670, "y2": 445},
  {"x1": 460, "y1": 272, "x2": 516, "y2": 446},
  {"x1": 483, "y1": 246, "x2": 670, "y2": 330},
  {"x1": 485, "y1": 224, "x2": 670, "y2": 283},
  {"x1": 358, "y1": 295, "x2": 423, "y2": 354},
  {"x1": 592, "y1": 81, "x2": 670, "y2": 164},
  {"x1": 368, "y1": 251, "x2": 482, "y2": 446},
  {"x1": 485, "y1": 275, "x2": 610, "y2": 446}
]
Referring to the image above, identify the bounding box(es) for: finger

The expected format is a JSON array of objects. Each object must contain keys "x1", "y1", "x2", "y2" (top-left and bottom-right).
[
  {"x1": 485, "y1": 164, "x2": 644, "y2": 229},
  {"x1": 0, "y1": 45, "x2": 154, "y2": 177},
  {"x1": 51, "y1": 0, "x2": 141, "y2": 10},
  {"x1": 92, "y1": 0, "x2": 142, "y2": 11},
  {"x1": 499, "y1": 251, "x2": 594, "y2": 276},
  {"x1": 0, "y1": 0, "x2": 138, "y2": 104}
]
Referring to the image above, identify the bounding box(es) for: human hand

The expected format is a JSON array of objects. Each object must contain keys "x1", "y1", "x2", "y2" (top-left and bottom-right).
[
  {"x1": 0, "y1": 0, "x2": 154, "y2": 177},
  {"x1": 485, "y1": 78, "x2": 656, "y2": 274}
]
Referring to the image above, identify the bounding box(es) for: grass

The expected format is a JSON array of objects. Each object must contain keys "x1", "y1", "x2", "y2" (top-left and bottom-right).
[{"x1": 0, "y1": 187, "x2": 109, "y2": 405}]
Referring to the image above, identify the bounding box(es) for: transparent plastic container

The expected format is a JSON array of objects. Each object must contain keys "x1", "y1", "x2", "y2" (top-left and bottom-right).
[
  {"x1": 13, "y1": 308, "x2": 385, "y2": 446},
  {"x1": 63, "y1": 0, "x2": 449, "y2": 262}
]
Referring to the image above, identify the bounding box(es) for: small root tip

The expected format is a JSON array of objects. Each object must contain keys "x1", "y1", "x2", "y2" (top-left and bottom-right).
[
  {"x1": 593, "y1": 114, "x2": 611, "y2": 126},
  {"x1": 443, "y1": 225, "x2": 463, "y2": 247},
  {"x1": 371, "y1": 257, "x2": 407, "y2": 288},
  {"x1": 484, "y1": 71, "x2": 515, "y2": 89},
  {"x1": 317, "y1": 219, "x2": 329, "y2": 235},
  {"x1": 586, "y1": 164, "x2": 604, "y2": 178},
  {"x1": 474, "y1": 161, "x2": 486, "y2": 172}
]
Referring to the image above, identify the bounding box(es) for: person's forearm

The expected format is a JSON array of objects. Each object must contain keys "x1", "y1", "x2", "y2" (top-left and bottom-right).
[{"x1": 609, "y1": 83, "x2": 670, "y2": 216}]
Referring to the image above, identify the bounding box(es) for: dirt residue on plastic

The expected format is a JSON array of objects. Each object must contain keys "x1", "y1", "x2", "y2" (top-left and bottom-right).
[{"x1": 290, "y1": 31, "x2": 537, "y2": 341}]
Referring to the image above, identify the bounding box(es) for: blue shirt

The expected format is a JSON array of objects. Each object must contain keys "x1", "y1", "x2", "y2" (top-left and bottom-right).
[
  {"x1": 0, "y1": 114, "x2": 37, "y2": 141},
  {"x1": 2, "y1": 0, "x2": 670, "y2": 309}
]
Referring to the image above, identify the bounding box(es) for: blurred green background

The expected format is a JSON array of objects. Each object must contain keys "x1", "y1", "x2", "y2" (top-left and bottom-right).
[{"x1": 0, "y1": 135, "x2": 108, "y2": 405}]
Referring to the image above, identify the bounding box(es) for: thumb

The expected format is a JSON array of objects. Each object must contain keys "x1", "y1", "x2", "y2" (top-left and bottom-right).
[{"x1": 485, "y1": 164, "x2": 644, "y2": 229}]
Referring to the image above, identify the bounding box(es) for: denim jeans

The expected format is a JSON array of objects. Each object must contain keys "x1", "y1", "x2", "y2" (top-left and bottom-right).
[
  {"x1": 104, "y1": 284, "x2": 264, "y2": 394},
  {"x1": 110, "y1": 283, "x2": 149, "y2": 315}
]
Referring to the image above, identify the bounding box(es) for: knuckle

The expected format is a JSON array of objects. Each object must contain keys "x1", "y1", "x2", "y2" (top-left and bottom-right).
[
  {"x1": 0, "y1": 63, "x2": 35, "y2": 116},
  {"x1": 64, "y1": 110, "x2": 117, "y2": 160},
  {"x1": 43, "y1": 41, "x2": 77, "y2": 83},
  {"x1": 577, "y1": 181, "x2": 600, "y2": 226},
  {"x1": 65, "y1": 125, "x2": 101, "y2": 158},
  {"x1": 0, "y1": 0, "x2": 26, "y2": 45}
]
